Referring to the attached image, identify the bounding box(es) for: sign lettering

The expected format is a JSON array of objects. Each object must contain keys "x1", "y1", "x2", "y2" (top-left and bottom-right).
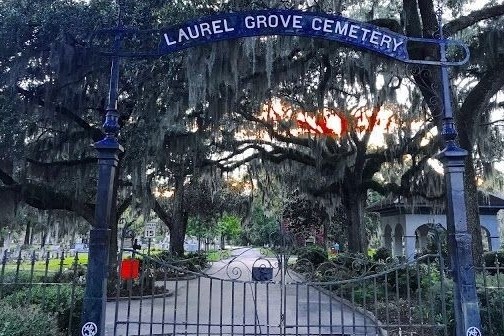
[
  {"x1": 144, "y1": 222, "x2": 157, "y2": 238},
  {"x1": 159, "y1": 10, "x2": 408, "y2": 61}
]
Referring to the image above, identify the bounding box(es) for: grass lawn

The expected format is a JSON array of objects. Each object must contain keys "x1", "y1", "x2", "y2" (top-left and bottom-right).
[
  {"x1": 258, "y1": 247, "x2": 276, "y2": 257},
  {"x1": 3, "y1": 249, "x2": 233, "y2": 275},
  {"x1": 207, "y1": 249, "x2": 231, "y2": 262},
  {"x1": 2, "y1": 253, "x2": 88, "y2": 274}
]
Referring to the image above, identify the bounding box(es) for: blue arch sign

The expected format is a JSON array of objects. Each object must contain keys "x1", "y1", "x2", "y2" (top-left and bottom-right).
[{"x1": 158, "y1": 9, "x2": 468, "y2": 65}]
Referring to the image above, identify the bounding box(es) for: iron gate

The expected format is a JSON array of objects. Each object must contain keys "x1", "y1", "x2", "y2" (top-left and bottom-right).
[{"x1": 110, "y1": 238, "x2": 449, "y2": 336}]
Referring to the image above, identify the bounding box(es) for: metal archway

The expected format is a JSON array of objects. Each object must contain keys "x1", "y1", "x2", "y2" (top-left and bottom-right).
[{"x1": 81, "y1": 4, "x2": 480, "y2": 336}]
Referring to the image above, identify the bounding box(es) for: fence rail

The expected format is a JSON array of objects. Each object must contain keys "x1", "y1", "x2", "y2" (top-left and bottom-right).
[
  {"x1": 0, "y1": 250, "x2": 85, "y2": 336},
  {"x1": 1, "y1": 247, "x2": 504, "y2": 336}
]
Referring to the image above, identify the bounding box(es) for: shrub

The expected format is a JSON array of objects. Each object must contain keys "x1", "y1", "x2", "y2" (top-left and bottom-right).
[
  {"x1": 3, "y1": 285, "x2": 84, "y2": 335},
  {"x1": 385, "y1": 263, "x2": 439, "y2": 296},
  {"x1": 149, "y1": 251, "x2": 209, "y2": 280},
  {"x1": 0, "y1": 270, "x2": 49, "y2": 298},
  {"x1": 478, "y1": 274, "x2": 504, "y2": 335},
  {"x1": 153, "y1": 251, "x2": 208, "y2": 269},
  {"x1": 52, "y1": 263, "x2": 86, "y2": 283},
  {"x1": 296, "y1": 245, "x2": 328, "y2": 267},
  {"x1": 373, "y1": 247, "x2": 391, "y2": 262},
  {"x1": 429, "y1": 275, "x2": 504, "y2": 336},
  {"x1": 483, "y1": 250, "x2": 504, "y2": 273},
  {"x1": 0, "y1": 302, "x2": 59, "y2": 336}
]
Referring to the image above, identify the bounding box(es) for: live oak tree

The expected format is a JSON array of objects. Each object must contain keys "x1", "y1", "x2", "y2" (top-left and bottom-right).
[
  {"x1": 188, "y1": 0, "x2": 504, "y2": 256},
  {"x1": 1, "y1": 0, "x2": 503, "y2": 261},
  {"x1": 0, "y1": 0, "x2": 214, "y2": 257},
  {"x1": 399, "y1": 0, "x2": 504, "y2": 263}
]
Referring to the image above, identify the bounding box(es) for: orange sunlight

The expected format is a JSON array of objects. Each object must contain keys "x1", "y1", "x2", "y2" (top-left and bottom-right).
[{"x1": 261, "y1": 98, "x2": 415, "y2": 145}]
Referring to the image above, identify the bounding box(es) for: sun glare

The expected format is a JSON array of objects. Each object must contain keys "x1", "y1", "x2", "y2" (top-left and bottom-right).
[{"x1": 261, "y1": 98, "x2": 428, "y2": 147}]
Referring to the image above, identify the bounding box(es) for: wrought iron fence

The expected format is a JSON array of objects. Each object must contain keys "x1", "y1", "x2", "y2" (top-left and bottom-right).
[
  {"x1": 111, "y1": 246, "x2": 453, "y2": 336},
  {"x1": 1, "y1": 245, "x2": 503, "y2": 336},
  {"x1": 0, "y1": 250, "x2": 85, "y2": 336},
  {"x1": 476, "y1": 253, "x2": 504, "y2": 336}
]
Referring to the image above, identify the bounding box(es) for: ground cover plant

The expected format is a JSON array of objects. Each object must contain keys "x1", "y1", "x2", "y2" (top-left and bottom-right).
[
  {"x1": 0, "y1": 256, "x2": 85, "y2": 336},
  {"x1": 290, "y1": 247, "x2": 504, "y2": 336}
]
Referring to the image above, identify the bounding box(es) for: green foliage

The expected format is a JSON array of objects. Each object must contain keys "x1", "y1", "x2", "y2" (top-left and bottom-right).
[
  {"x1": 52, "y1": 263, "x2": 86, "y2": 283},
  {"x1": 430, "y1": 274, "x2": 504, "y2": 336},
  {"x1": 296, "y1": 245, "x2": 328, "y2": 266},
  {"x1": 2, "y1": 285, "x2": 84, "y2": 335},
  {"x1": 151, "y1": 251, "x2": 209, "y2": 279},
  {"x1": 0, "y1": 270, "x2": 47, "y2": 297},
  {"x1": 282, "y1": 193, "x2": 327, "y2": 243},
  {"x1": 483, "y1": 250, "x2": 504, "y2": 273},
  {"x1": 186, "y1": 217, "x2": 217, "y2": 239},
  {"x1": 245, "y1": 204, "x2": 280, "y2": 246},
  {"x1": 386, "y1": 264, "x2": 439, "y2": 297},
  {"x1": 217, "y1": 213, "x2": 242, "y2": 241},
  {"x1": 372, "y1": 247, "x2": 391, "y2": 262},
  {"x1": 207, "y1": 249, "x2": 231, "y2": 262},
  {"x1": 478, "y1": 274, "x2": 504, "y2": 336},
  {"x1": 0, "y1": 302, "x2": 60, "y2": 336}
]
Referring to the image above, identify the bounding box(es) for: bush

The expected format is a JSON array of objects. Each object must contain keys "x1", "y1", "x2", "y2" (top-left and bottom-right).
[
  {"x1": 429, "y1": 275, "x2": 504, "y2": 336},
  {"x1": 296, "y1": 245, "x2": 328, "y2": 267},
  {"x1": 3, "y1": 285, "x2": 84, "y2": 335},
  {"x1": 0, "y1": 270, "x2": 49, "y2": 298},
  {"x1": 52, "y1": 264, "x2": 86, "y2": 283},
  {"x1": 373, "y1": 247, "x2": 391, "y2": 262},
  {"x1": 0, "y1": 302, "x2": 59, "y2": 336},
  {"x1": 149, "y1": 251, "x2": 209, "y2": 280},
  {"x1": 483, "y1": 250, "x2": 504, "y2": 273},
  {"x1": 478, "y1": 274, "x2": 504, "y2": 335}
]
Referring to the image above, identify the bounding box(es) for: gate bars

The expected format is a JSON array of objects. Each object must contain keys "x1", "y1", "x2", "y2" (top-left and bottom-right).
[
  {"x1": 0, "y1": 249, "x2": 84, "y2": 336},
  {"x1": 0, "y1": 243, "x2": 502, "y2": 335},
  {"x1": 112, "y1": 244, "x2": 451, "y2": 336},
  {"x1": 81, "y1": 1, "x2": 482, "y2": 335}
]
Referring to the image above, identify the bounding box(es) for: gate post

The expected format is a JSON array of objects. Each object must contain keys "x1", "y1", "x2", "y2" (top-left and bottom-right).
[
  {"x1": 80, "y1": 5, "x2": 124, "y2": 336},
  {"x1": 437, "y1": 9, "x2": 482, "y2": 335}
]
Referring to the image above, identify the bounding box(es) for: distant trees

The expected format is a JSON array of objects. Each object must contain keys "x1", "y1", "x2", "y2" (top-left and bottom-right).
[
  {"x1": 202, "y1": 1, "x2": 504, "y2": 256},
  {"x1": 1, "y1": 0, "x2": 503, "y2": 261}
]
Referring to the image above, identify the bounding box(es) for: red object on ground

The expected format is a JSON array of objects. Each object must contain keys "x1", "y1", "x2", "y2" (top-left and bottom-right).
[{"x1": 120, "y1": 259, "x2": 140, "y2": 280}]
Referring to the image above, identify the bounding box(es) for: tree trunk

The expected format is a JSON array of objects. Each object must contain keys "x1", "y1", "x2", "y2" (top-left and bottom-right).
[
  {"x1": 170, "y1": 175, "x2": 188, "y2": 256},
  {"x1": 70, "y1": 222, "x2": 76, "y2": 247},
  {"x1": 463, "y1": 157, "x2": 484, "y2": 265},
  {"x1": 170, "y1": 220, "x2": 187, "y2": 256},
  {"x1": 107, "y1": 160, "x2": 122, "y2": 290},
  {"x1": 24, "y1": 221, "x2": 31, "y2": 246},
  {"x1": 342, "y1": 188, "x2": 368, "y2": 253},
  {"x1": 45, "y1": 225, "x2": 52, "y2": 245},
  {"x1": 54, "y1": 220, "x2": 59, "y2": 244},
  {"x1": 41, "y1": 231, "x2": 47, "y2": 248}
]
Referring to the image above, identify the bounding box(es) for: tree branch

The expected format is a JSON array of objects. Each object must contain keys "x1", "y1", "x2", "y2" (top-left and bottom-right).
[
  {"x1": 0, "y1": 183, "x2": 95, "y2": 224},
  {"x1": 117, "y1": 195, "x2": 133, "y2": 218},
  {"x1": 444, "y1": 5, "x2": 504, "y2": 37},
  {"x1": 0, "y1": 167, "x2": 16, "y2": 185},
  {"x1": 153, "y1": 199, "x2": 173, "y2": 232},
  {"x1": 17, "y1": 86, "x2": 104, "y2": 142},
  {"x1": 237, "y1": 110, "x2": 315, "y2": 148},
  {"x1": 457, "y1": 62, "x2": 504, "y2": 147},
  {"x1": 26, "y1": 157, "x2": 97, "y2": 167}
]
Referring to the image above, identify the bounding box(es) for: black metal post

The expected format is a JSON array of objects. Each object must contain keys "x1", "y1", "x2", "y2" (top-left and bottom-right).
[
  {"x1": 80, "y1": 3, "x2": 124, "y2": 336},
  {"x1": 147, "y1": 237, "x2": 152, "y2": 257},
  {"x1": 437, "y1": 10, "x2": 482, "y2": 336}
]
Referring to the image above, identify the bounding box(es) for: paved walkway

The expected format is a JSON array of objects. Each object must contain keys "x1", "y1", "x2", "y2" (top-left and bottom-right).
[{"x1": 106, "y1": 248, "x2": 380, "y2": 336}]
